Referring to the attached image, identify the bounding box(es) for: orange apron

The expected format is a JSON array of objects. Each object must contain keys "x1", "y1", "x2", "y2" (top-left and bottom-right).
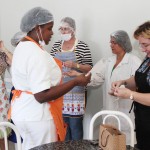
[
  {"x1": 49, "y1": 57, "x2": 67, "y2": 141},
  {"x1": 8, "y1": 37, "x2": 66, "y2": 141}
]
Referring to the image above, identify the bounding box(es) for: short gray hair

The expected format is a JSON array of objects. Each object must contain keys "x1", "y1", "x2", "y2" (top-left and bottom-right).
[
  {"x1": 20, "y1": 7, "x2": 54, "y2": 33},
  {"x1": 111, "y1": 30, "x2": 132, "y2": 52}
]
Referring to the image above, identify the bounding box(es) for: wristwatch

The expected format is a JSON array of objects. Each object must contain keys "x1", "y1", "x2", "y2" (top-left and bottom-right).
[
  {"x1": 76, "y1": 63, "x2": 80, "y2": 69},
  {"x1": 130, "y1": 93, "x2": 134, "y2": 100}
]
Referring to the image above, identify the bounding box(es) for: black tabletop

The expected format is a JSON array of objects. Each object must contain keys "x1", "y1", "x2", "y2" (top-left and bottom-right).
[{"x1": 30, "y1": 140, "x2": 138, "y2": 150}]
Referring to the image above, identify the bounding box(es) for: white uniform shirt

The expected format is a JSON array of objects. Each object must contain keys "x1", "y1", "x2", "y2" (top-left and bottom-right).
[
  {"x1": 11, "y1": 41, "x2": 61, "y2": 121},
  {"x1": 90, "y1": 53, "x2": 141, "y2": 109},
  {"x1": 89, "y1": 53, "x2": 141, "y2": 144}
]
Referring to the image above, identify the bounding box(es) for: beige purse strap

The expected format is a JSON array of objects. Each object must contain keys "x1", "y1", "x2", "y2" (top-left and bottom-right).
[{"x1": 101, "y1": 129, "x2": 109, "y2": 147}]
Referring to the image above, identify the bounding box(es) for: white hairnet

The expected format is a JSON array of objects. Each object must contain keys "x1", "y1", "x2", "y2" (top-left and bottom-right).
[
  {"x1": 60, "y1": 17, "x2": 76, "y2": 31},
  {"x1": 11, "y1": 31, "x2": 26, "y2": 47},
  {"x1": 20, "y1": 7, "x2": 54, "y2": 33},
  {"x1": 111, "y1": 30, "x2": 132, "y2": 52}
]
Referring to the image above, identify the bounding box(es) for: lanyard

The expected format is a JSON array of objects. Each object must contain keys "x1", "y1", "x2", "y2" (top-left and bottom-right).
[{"x1": 25, "y1": 36, "x2": 43, "y2": 49}]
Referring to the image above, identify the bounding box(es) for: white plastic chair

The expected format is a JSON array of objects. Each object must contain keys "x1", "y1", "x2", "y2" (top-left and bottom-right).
[
  {"x1": 89, "y1": 110, "x2": 134, "y2": 147},
  {"x1": 0, "y1": 122, "x2": 22, "y2": 150}
]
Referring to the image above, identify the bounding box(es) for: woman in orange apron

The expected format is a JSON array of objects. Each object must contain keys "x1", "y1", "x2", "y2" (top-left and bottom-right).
[{"x1": 10, "y1": 7, "x2": 91, "y2": 150}]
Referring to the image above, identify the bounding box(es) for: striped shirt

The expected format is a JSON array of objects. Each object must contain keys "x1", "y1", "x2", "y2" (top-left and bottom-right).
[{"x1": 50, "y1": 40, "x2": 93, "y2": 66}]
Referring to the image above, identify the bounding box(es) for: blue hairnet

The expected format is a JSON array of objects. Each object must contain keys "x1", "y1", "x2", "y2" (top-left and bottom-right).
[
  {"x1": 11, "y1": 31, "x2": 26, "y2": 47},
  {"x1": 20, "y1": 7, "x2": 54, "y2": 33},
  {"x1": 111, "y1": 30, "x2": 132, "y2": 52},
  {"x1": 60, "y1": 17, "x2": 76, "y2": 31}
]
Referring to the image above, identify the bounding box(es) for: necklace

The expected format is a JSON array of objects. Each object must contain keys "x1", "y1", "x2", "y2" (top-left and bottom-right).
[{"x1": 61, "y1": 39, "x2": 78, "y2": 51}]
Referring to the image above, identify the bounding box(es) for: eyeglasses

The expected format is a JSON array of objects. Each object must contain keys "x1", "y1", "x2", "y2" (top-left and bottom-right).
[
  {"x1": 110, "y1": 41, "x2": 118, "y2": 45},
  {"x1": 139, "y1": 43, "x2": 150, "y2": 49},
  {"x1": 59, "y1": 27, "x2": 71, "y2": 32}
]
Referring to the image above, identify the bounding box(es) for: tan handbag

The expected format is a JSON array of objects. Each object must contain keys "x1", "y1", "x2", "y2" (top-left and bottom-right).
[{"x1": 99, "y1": 124, "x2": 126, "y2": 150}]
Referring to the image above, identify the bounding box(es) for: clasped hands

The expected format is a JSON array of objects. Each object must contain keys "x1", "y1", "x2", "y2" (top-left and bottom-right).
[
  {"x1": 63, "y1": 61, "x2": 80, "y2": 76},
  {"x1": 109, "y1": 80, "x2": 132, "y2": 99}
]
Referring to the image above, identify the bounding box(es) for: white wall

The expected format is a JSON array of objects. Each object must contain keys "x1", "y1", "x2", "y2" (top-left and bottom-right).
[{"x1": 0, "y1": 0, "x2": 149, "y2": 139}]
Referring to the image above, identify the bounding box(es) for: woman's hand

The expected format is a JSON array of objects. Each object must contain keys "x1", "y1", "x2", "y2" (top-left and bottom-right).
[
  {"x1": 111, "y1": 80, "x2": 125, "y2": 88},
  {"x1": 75, "y1": 73, "x2": 91, "y2": 86},
  {"x1": 0, "y1": 40, "x2": 13, "y2": 65},
  {"x1": 111, "y1": 80, "x2": 125, "y2": 93},
  {"x1": 0, "y1": 40, "x2": 10, "y2": 53},
  {"x1": 113, "y1": 87, "x2": 131, "y2": 99},
  {"x1": 0, "y1": 41, "x2": 6, "y2": 52},
  {"x1": 64, "y1": 60, "x2": 75, "y2": 68}
]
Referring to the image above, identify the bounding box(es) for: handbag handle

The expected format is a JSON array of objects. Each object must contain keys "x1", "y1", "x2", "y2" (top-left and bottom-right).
[{"x1": 101, "y1": 129, "x2": 109, "y2": 147}]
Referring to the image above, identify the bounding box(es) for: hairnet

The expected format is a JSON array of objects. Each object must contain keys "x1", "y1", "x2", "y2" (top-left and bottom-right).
[
  {"x1": 60, "y1": 17, "x2": 76, "y2": 31},
  {"x1": 111, "y1": 30, "x2": 132, "y2": 52},
  {"x1": 20, "y1": 7, "x2": 54, "y2": 33},
  {"x1": 11, "y1": 31, "x2": 27, "y2": 47}
]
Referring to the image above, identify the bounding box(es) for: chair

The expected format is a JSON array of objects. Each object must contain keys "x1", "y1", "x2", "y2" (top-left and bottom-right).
[
  {"x1": 0, "y1": 122, "x2": 22, "y2": 150},
  {"x1": 89, "y1": 110, "x2": 134, "y2": 147}
]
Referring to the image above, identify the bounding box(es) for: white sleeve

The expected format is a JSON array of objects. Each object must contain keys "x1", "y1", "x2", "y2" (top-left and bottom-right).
[
  {"x1": 27, "y1": 51, "x2": 52, "y2": 94},
  {"x1": 88, "y1": 58, "x2": 107, "y2": 87}
]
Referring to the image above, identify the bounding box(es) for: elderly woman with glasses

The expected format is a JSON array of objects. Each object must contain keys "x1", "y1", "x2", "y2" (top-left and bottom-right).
[
  {"x1": 88, "y1": 30, "x2": 141, "y2": 145},
  {"x1": 111, "y1": 21, "x2": 150, "y2": 149},
  {"x1": 50, "y1": 17, "x2": 93, "y2": 141},
  {"x1": 10, "y1": 7, "x2": 91, "y2": 150}
]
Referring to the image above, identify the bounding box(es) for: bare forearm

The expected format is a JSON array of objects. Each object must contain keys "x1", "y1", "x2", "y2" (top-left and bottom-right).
[
  {"x1": 113, "y1": 86, "x2": 150, "y2": 106},
  {"x1": 34, "y1": 80, "x2": 77, "y2": 103},
  {"x1": 123, "y1": 76, "x2": 136, "y2": 90},
  {"x1": 132, "y1": 91, "x2": 150, "y2": 106}
]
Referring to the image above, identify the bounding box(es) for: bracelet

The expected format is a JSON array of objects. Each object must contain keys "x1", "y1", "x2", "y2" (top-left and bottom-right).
[
  {"x1": 129, "y1": 93, "x2": 134, "y2": 100},
  {"x1": 76, "y1": 63, "x2": 80, "y2": 69}
]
